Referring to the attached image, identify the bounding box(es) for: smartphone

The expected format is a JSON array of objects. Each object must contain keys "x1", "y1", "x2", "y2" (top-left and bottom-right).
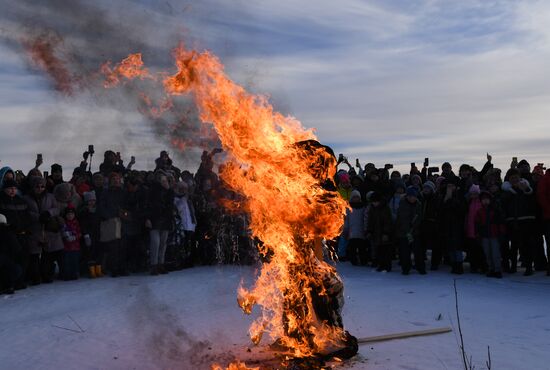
[
  {"x1": 424, "y1": 158, "x2": 429, "y2": 167},
  {"x1": 131, "y1": 156, "x2": 136, "y2": 162},
  {"x1": 88, "y1": 144, "x2": 94, "y2": 154},
  {"x1": 44, "y1": 171, "x2": 49, "y2": 178},
  {"x1": 338, "y1": 154, "x2": 344, "y2": 162},
  {"x1": 428, "y1": 166, "x2": 439, "y2": 173},
  {"x1": 512, "y1": 157, "x2": 518, "y2": 162},
  {"x1": 411, "y1": 162, "x2": 416, "y2": 168},
  {"x1": 356, "y1": 159, "x2": 360, "y2": 167},
  {"x1": 37, "y1": 153, "x2": 42, "y2": 161}
]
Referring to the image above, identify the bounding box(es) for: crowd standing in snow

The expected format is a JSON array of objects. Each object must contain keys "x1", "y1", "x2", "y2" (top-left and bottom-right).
[
  {"x1": 338, "y1": 154, "x2": 550, "y2": 278},
  {"x1": 1, "y1": 150, "x2": 550, "y2": 295},
  {"x1": 0, "y1": 148, "x2": 257, "y2": 295}
]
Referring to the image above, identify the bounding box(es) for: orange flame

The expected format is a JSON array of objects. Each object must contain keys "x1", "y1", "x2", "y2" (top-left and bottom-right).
[
  {"x1": 104, "y1": 43, "x2": 349, "y2": 358},
  {"x1": 101, "y1": 53, "x2": 151, "y2": 88},
  {"x1": 211, "y1": 361, "x2": 259, "y2": 370}
]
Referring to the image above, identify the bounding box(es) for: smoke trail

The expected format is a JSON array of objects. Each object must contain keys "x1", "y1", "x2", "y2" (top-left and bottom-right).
[{"x1": 0, "y1": 0, "x2": 223, "y2": 168}]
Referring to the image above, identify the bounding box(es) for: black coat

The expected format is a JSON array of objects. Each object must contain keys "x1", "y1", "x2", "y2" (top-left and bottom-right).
[
  {"x1": 0, "y1": 192, "x2": 31, "y2": 234},
  {"x1": 501, "y1": 187, "x2": 537, "y2": 224},
  {"x1": 367, "y1": 204, "x2": 394, "y2": 245},
  {"x1": 147, "y1": 184, "x2": 175, "y2": 231},
  {"x1": 395, "y1": 198, "x2": 423, "y2": 239},
  {"x1": 439, "y1": 193, "x2": 465, "y2": 250},
  {"x1": 98, "y1": 187, "x2": 127, "y2": 220},
  {"x1": 79, "y1": 208, "x2": 101, "y2": 244}
]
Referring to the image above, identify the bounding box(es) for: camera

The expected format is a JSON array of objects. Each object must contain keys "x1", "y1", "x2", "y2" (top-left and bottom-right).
[{"x1": 384, "y1": 163, "x2": 393, "y2": 170}]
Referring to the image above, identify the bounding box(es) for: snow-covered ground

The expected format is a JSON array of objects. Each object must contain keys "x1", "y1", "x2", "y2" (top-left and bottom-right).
[{"x1": 1, "y1": 264, "x2": 550, "y2": 370}]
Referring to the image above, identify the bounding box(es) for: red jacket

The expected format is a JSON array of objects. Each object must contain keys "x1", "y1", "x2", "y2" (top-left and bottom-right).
[
  {"x1": 62, "y1": 218, "x2": 81, "y2": 251},
  {"x1": 474, "y1": 206, "x2": 505, "y2": 238},
  {"x1": 537, "y1": 172, "x2": 550, "y2": 220}
]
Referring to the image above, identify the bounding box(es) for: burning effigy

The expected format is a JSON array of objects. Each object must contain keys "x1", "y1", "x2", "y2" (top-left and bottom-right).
[{"x1": 100, "y1": 44, "x2": 358, "y2": 368}]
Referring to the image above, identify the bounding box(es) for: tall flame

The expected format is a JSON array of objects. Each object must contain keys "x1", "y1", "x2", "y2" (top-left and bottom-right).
[{"x1": 103, "y1": 43, "x2": 349, "y2": 358}]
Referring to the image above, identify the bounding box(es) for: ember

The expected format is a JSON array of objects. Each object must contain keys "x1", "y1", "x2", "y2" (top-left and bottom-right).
[{"x1": 102, "y1": 42, "x2": 357, "y2": 367}]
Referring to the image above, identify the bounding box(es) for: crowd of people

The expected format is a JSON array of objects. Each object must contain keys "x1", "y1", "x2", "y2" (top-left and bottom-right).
[
  {"x1": 0, "y1": 148, "x2": 256, "y2": 295},
  {"x1": 1, "y1": 148, "x2": 549, "y2": 295},
  {"x1": 338, "y1": 154, "x2": 550, "y2": 278}
]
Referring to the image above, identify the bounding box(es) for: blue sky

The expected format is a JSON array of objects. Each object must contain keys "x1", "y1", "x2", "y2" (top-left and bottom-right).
[{"x1": 1, "y1": 0, "x2": 550, "y2": 173}]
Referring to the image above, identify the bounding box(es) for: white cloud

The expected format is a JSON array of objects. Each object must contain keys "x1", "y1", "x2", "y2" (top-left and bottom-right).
[{"x1": 1, "y1": 0, "x2": 550, "y2": 175}]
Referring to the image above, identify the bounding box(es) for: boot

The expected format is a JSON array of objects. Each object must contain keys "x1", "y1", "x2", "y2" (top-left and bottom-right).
[
  {"x1": 159, "y1": 264, "x2": 168, "y2": 275},
  {"x1": 88, "y1": 266, "x2": 97, "y2": 278},
  {"x1": 523, "y1": 267, "x2": 533, "y2": 276},
  {"x1": 94, "y1": 265, "x2": 104, "y2": 277},
  {"x1": 150, "y1": 265, "x2": 159, "y2": 276}
]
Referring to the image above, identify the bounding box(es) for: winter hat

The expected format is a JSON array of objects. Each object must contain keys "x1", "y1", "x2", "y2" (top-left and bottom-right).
[
  {"x1": 51, "y1": 163, "x2": 62, "y2": 173},
  {"x1": 0, "y1": 214, "x2": 7, "y2": 225},
  {"x1": 83, "y1": 191, "x2": 96, "y2": 202},
  {"x1": 64, "y1": 203, "x2": 76, "y2": 215},
  {"x1": 2, "y1": 179, "x2": 18, "y2": 189},
  {"x1": 406, "y1": 186, "x2": 419, "y2": 198},
  {"x1": 366, "y1": 191, "x2": 375, "y2": 201},
  {"x1": 442, "y1": 162, "x2": 452, "y2": 170},
  {"x1": 533, "y1": 165, "x2": 544, "y2": 177},
  {"x1": 370, "y1": 191, "x2": 382, "y2": 202},
  {"x1": 338, "y1": 172, "x2": 350, "y2": 184},
  {"x1": 411, "y1": 174, "x2": 422, "y2": 185},
  {"x1": 469, "y1": 184, "x2": 481, "y2": 194},
  {"x1": 350, "y1": 190, "x2": 361, "y2": 201},
  {"x1": 518, "y1": 159, "x2": 530, "y2": 167},
  {"x1": 423, "y1": 181, "x2": 436, "y2": 193},
  {"x1": 459, "y1": 164, "x2": 471, "y2": 173}
]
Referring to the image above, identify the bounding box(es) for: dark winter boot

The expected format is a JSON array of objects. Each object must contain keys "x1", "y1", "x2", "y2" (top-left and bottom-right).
[
  {"x1": 150, "y1": 265, "x2": 159, "y2": 276},
  {"x1": 158, "y1": 264, "x2": 168, "y2": 275},
  {"x1": 523, "y1": 267, "x2": 533, "y2": 276}
]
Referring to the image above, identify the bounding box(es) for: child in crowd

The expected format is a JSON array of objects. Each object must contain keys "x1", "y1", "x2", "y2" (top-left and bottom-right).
[{"x1": 61, "y1": 204, "x2": 81, "y2": 280}]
